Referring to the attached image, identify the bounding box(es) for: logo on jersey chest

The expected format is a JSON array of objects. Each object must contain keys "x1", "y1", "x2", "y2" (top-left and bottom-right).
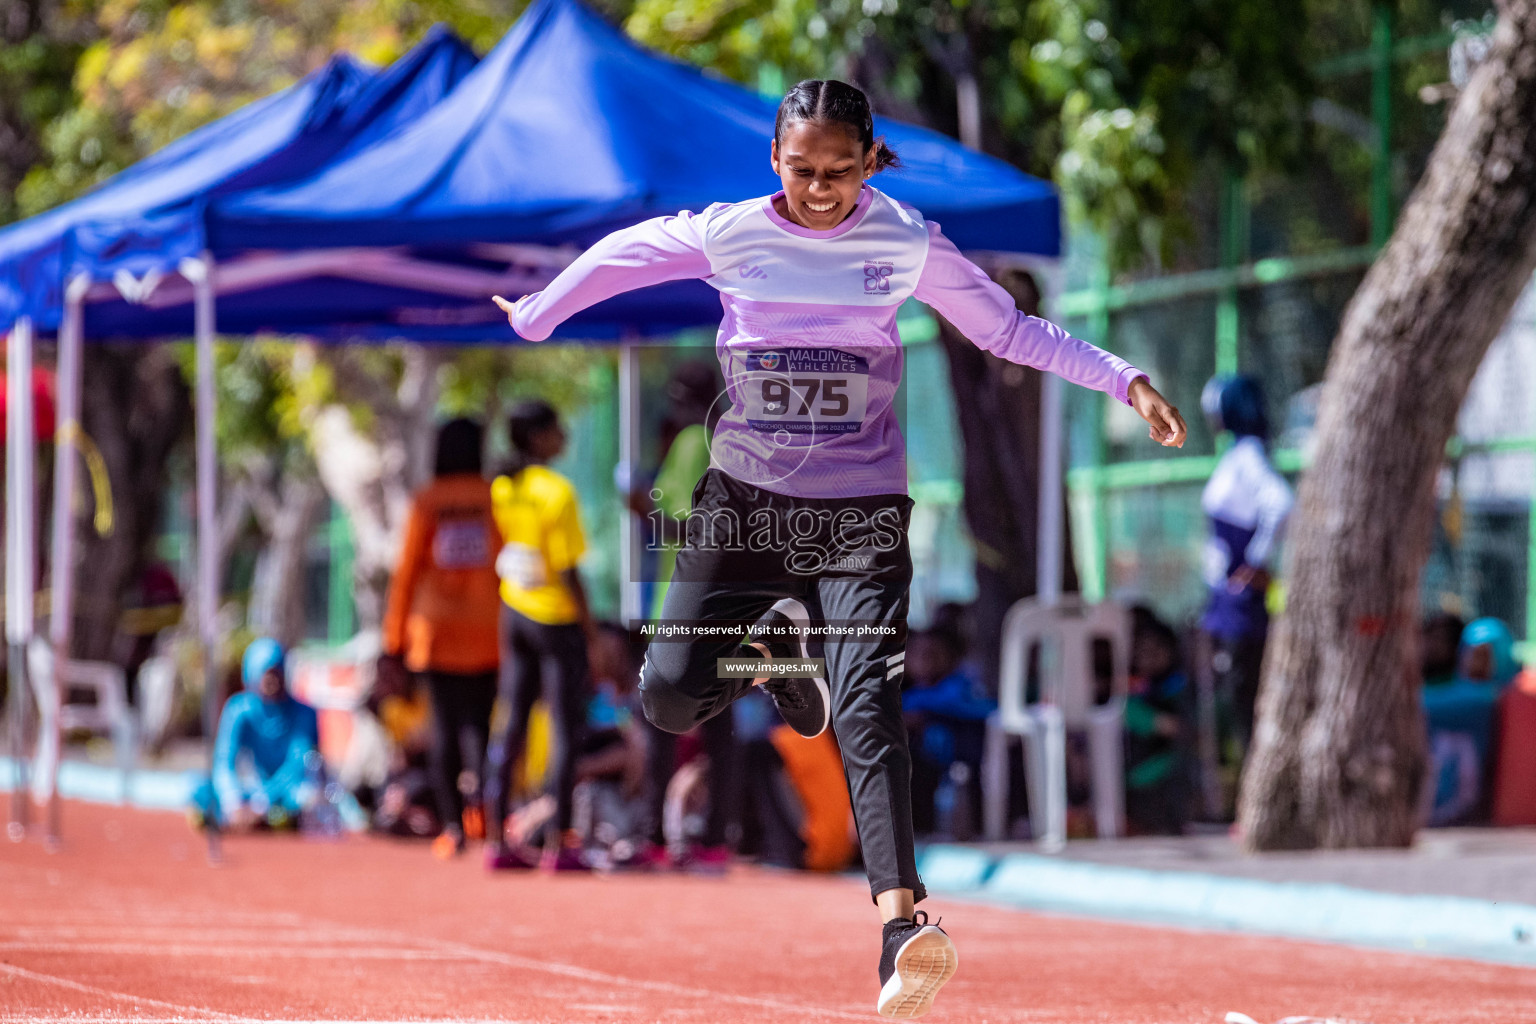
[{"x1": 863, "y1": 260, "x2": 894, "y2": 293}]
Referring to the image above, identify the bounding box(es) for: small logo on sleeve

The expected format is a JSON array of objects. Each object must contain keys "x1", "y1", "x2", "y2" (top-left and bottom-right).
[
  {"x1": 863, "y1": 261, "x2": 894, "y2": 293},
  {"x1": 738, "y1": 264, "x2": 769, "y2": 280}
]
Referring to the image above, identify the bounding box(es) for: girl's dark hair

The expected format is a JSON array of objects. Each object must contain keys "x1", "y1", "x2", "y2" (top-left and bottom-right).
[
  {"x1": 775, "y1": 79, "x2": 900, "y2": 171},
  {"x1": 505, "y1": 398, "x2": 561, "y2": 474},
  {"x1": 434, "y1": 417, "x2": 484, "y2": 477}
]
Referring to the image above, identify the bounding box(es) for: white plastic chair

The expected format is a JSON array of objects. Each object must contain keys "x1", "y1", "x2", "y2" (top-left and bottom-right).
[
  {"x1": 28, "y1": 637, "x2": 138, "y2": 804},
  {"x1": 135, "y1": 654, "x2": 178, "y2": 749},
  {"x1": 981, "y1": 596, "x2": 1131, "y2": 849}
]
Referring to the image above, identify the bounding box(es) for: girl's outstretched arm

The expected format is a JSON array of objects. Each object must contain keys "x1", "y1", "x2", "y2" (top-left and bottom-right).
[
  {"x1": 914, "y1": 222, "x2": 1186, "y2": 447},
  {"x1": 493, "y1": 213, "x2": 712, "y2": 341}
]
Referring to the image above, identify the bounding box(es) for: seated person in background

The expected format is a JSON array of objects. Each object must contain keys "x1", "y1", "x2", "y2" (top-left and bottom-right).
[
  {"x1": 903, "y1": 624, "x2": 995, "y2": 837},
  {"x1": 1424, "y1": 616, "x2": 1520, "y2": 826},
  {"x1": 346, "y1": 660, "x2": 439, "y2": 839},
  {"x1": 573, "y1": 622, "x2": 648, "y2": 857},
  {"x1": 1420, "y1": 612, "x2": 1467, "y2": 688},
  {"x1": 1124, "y1": 607, "x2": 1194, "y2": 835},
  {"x1": 189, "y1": 638, "x2": 320, "y2": 831}
]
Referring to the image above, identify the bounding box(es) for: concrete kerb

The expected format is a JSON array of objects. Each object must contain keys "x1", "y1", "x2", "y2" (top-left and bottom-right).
[
  {"x1": 917, "y1": 844, "x2": 1536, "y2": 967},
  {"x1": 1, "y1": 757, "x2": 194, "y2": 811}
]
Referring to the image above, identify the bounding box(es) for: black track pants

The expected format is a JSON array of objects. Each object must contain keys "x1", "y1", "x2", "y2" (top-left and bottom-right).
[
  {"x1": 485, "y1": 604, "x2": 588, "y2": 846},
  {"x1": 424, "y1": 671, "x2": 496, "y2": 834},
  {"x1": 639, "y1": 470, "x2": 924, "y2": 903}
]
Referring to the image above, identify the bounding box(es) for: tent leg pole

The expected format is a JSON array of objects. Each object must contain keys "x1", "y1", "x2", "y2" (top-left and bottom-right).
[
  {"x1": 185, "y1": 255, "x2": 221, "y2": 862},
  {"x1": 1037, "y1": 373, "x2": 1064, "y2": 605},
  {"x1": 6, "y1": 317, "x2": 35, "y2": 840},
  {"x1": 618, "y1": 341, "x2": 641, "y2": 627},
  {"x1": 41, "y1": 278, "x2": 89, "y2": 847}
]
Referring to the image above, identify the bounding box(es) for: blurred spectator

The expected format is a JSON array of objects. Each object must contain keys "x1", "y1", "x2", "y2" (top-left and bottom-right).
[
  {"x1": 1420, "y1": 612, "x2": 1467, "y2": 688},
  {"x1": 903, "y1": 623, "x2": 994, "y2": 838},
  {"x1": 189, "y1": 638, "x2": 319, "y2": 831},
  {"x1": 572, "y1": 622, "x2": 648, "y2": 860},
  {"x1": 342, "y1": 662, "x2": 439, "y2": 839},
  {"x1": 1424, "y1": 617, "x2": 1520, "y2": 825},
  {"x1": 382, "y1": 417, "x2": 502, "y2": 860},
  {"x1": 116, "y1": 559, "x2": 183, "y2": 708},
  {"x1": 1124, "y1": 607, "x2": 1194, "y2": 835},
  {"x1": 1199, "y1": 375, "x2": 1292, "y2": 765},
  {"x1": 485, "y1": 400, "x2": 596, "y2": 871}
]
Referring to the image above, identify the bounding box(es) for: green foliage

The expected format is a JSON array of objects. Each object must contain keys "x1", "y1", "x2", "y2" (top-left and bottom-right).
[
  {"x1": 625, "y1": 0, "x2": 866, "y2": 85},
  {"x1": 15, "y1": 0, "x2": 525, "y2": 218},
  {"x1": 0, "y1": 1, "x2": 92, "y2": 225},
  {"x1": 628, "y1": 0, "x2": 1314, "y2": 270}
]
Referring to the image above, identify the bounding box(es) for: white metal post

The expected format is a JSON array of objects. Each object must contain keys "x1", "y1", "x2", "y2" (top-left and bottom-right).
[
  {"x1": 35, "y1": 277, "x2": 89, "y2": 839},
  {"x1": 48, "y1": 277, "x2": 88, "y2": 661},
  {"x1": 1037, "y1": 374, "x2": 1064, "y2": 605},
  {"x1": 618, "y1": 342, "x2": 642, "y2": 626},
  {"x1": 5, "y1": 317, "x2": 35, "y2": 838},
  {"x1": 181, "y1": 256, "x2": 220, "y2": 748}
]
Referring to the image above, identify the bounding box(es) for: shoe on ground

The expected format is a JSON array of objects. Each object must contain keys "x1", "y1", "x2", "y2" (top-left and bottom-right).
[
  {"x1": 541, "y1": 830, "x2": 593, "y2": 873},
  {"x1": 877, "y1": 911, "x2": 958, "y2": 1019},
  {"x1": 751, "y1": 597, "x2": 830, "y2": 738},
  {"x1": 607, "y1": 839, "x2": 671, "y2": 872},
  {"x1": 432, "y1": 829, "x2": 465, "y2": 860},
  {"x1": 673, "y1": 841, "x2": 732, "y2": 874},
  {"x1": 462, "y1": 804, "x2": 486, "y2": 841},
  {"x1": 484, "y1": 843, "x2": 539, "y2": 871}
]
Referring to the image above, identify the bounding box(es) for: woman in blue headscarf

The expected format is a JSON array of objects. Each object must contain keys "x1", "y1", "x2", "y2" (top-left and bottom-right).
[{"x1": 189, "y1": 638, "x2": 320, "y2": 830}]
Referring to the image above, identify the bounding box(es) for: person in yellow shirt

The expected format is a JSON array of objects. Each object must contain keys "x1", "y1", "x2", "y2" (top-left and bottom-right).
[
  {"x1": 381, "y1": 418, "x2": 503, "y2": 859},
  {"x1": 484, "y1": 399, "x2": 596, "y2": 872}
]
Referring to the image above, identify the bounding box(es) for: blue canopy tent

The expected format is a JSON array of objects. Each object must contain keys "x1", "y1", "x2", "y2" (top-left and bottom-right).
[
  {"x1": 53, "y1": 0, "x2": 1061, "y2": 342},
  {"x1": 1, "y1": 28, "x2": 478, "y2": 835},
  {"x1": 0, "y1": 26, "x2": 478, "y2": 332}
]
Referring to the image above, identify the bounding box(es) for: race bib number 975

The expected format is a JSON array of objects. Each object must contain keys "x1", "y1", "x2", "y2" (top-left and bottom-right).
[{"x1": 742, "y1": 348, "x2": 870, "y2": 436}]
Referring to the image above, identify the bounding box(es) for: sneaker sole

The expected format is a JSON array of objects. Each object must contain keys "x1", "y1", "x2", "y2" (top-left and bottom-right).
[
  {"x1": 770, "y1": 597, "x2": 831, "y2": 738},
  {"x1": 877, "y1": 926, "x2": 958, "y2": 1019}
]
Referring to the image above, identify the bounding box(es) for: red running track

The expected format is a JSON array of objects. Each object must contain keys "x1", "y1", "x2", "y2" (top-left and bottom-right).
[{"x1": 2, "y1": 801, "x2": 1532, "y2": 1024}]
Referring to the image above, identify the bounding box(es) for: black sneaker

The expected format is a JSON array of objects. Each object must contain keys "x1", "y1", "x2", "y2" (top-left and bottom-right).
[
  {"x1": 877, "y1": 911, "x2": 958, "y2": 1019},
  {"x1": 750, "y1": 597, "x2": 830, "y2": 738}
]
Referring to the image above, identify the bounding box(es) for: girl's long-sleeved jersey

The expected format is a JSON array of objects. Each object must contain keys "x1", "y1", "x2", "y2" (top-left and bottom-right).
[{"x1": 513, "y1": 185, "x2": 1146, "y2": 498}]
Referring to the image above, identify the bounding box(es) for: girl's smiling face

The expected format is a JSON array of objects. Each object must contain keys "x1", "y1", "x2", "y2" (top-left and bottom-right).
[{"x1": 771, "y1": 120, "x2": 877, "y2": 230}]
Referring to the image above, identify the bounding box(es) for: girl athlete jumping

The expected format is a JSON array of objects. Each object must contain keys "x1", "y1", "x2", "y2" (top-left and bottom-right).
[{"x1": 495, "y1": 79, "x2": 1186, "y2": 1019}]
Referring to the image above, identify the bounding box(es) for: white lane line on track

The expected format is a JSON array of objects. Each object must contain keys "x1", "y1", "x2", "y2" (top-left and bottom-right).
[
  {"x1": 0, "y1": 963, "x2": 253, "y2": 1021},
  {"x1": 0, "y1": 1019, "x2": 543, "y2": 1024},
  {"x1": 5, "y1": 904, "x2": 873, "y2": 1021},
  {"x1": 3, "y1": 928, "x2": 399, "y2": 941},
  {"x1": 0, "y1": 944, "x2": 461, "y2": 959},
  {"x1": 319, "y1": 924, "x2": 876, "y2": 1022}
]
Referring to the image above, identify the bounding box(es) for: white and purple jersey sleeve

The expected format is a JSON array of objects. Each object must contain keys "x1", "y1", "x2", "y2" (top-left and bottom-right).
[{"x1": 512, "y1": 186, "x2": 1145, "y2": 499}]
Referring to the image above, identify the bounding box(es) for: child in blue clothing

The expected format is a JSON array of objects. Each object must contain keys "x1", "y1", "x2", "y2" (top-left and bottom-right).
[
  {"x1": 189, "y1": 638, "x2": 320, "y2": 831},
  {"x1": 903, "y1": 624, "x2": 995, "y2": 836},
  {"x1": 1423, "y1": 617, "x2": 1520, "y2": 825}
]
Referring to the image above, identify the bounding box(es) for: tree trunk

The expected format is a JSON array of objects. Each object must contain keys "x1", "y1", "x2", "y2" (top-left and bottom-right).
[
  {"x1": 246, "y1": 474, "x2": 325, "y2": 649},
  {"x1": 935, "y1": 267, "x2": 1077, "y2": 695},
  {"x1": 69, "y1": 346, "x2": 190, "y2": 663},
  {"x1": 1238, "y1": 0, "x2": 1536, "y2": 850},
  {"x1": 305, "y1": 344, "x2": 444, "y2": 632}
]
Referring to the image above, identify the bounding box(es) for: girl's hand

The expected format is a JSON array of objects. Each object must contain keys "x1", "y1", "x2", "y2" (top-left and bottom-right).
[
  {"x1": 492, "y1": 294, "x2": 530, "y2": 333},
  {"x1": 1128, "y1": 377, "x2": 1187, "y2": 448}
]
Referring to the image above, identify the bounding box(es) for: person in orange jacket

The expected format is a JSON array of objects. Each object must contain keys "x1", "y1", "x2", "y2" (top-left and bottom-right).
[{"x1": 382, "y1": 418, "x2": 504, "y2": 858}]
